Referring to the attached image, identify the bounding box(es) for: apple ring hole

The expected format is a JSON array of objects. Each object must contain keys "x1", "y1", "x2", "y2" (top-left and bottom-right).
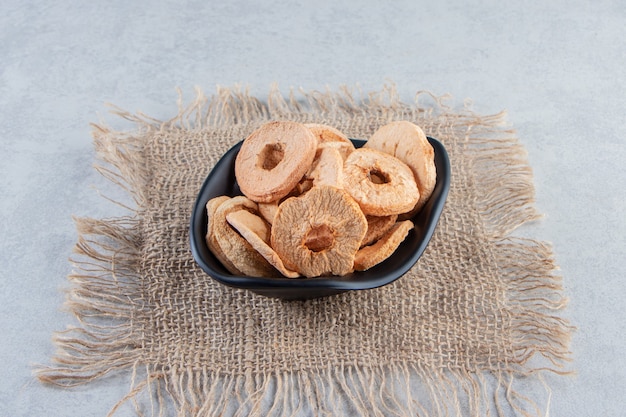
[
  {"x1": 305, "y1": 224, "x2": 335, "y2": 252},
  {"x1": 258, "y1": 143, "x2": 285, "y2": 170},
  {"x1": 368, "y1": 168, "x2": 391, "y2": 184}
]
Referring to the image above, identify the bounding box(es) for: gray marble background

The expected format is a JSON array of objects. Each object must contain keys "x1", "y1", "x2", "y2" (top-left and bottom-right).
[{"x1": 1, "y1": 1, "x2": 624, "y2": 416}]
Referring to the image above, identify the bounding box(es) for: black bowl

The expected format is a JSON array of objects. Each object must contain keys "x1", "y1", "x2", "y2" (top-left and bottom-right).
[{"x1": 189, "y1": 138, "x2": 450, "y2": 300}]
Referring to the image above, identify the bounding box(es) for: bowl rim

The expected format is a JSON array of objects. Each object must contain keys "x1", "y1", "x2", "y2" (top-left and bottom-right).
[{"x1": 189, "y1": 137, "x2": 450, "y2": 292}]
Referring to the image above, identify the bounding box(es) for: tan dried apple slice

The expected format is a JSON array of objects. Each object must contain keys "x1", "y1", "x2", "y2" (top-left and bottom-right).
[
  {"x1": 226, "y1": 209, "x2": 300, "y2": 278},
  {"x1": 354, "y1": 220, "x2": 414, "y2": 271},
  {"x1": 211, "y1": 196, "x2": 278, "y2": 277}
]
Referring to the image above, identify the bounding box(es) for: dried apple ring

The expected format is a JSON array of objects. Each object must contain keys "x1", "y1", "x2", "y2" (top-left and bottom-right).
[
  {"x1": 354, "y1": 220, "x2": 414, "y2": 271},
  {"x1": 343, "y1": 148, "x2": 419, "y2": 216},
  {"x1": 211, "y1": 196, "x2": 278, "y2": 277},
  {"x1": 305, "y1": 123, "x2": 355, "y2": 160},
  {"x1": 257, "y1": 201, "x2": 279, "y2": 225},
  {"x1": 365, "y1": 121, "x2": 436, "y2": 216},
  {"x1": 305, "y1": 146, "x2": 344, "y2": 189},
  {"x1": 226, "y1": 210, "x2": 300, "y2": 278},
  {"x1": 206, "y1": 196, "x2": 241, "y2": 275},
  {"x1": 361, "y1": 214, "x2": 398, "y2": 248},
  {"x1": 271, "y1": 186, "x2": 367, "y2": 277},
  {"x1": 226, "y1": 209, "x2": 271, "y2": 244},
  {"x1": 235, "y1": 121, "x2": 318, "y2": 203}
]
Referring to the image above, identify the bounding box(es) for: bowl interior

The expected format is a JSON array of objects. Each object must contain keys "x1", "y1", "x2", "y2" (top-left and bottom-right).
[{"x1": 189, "y1": 138, "x2": 450, "y2": 299}]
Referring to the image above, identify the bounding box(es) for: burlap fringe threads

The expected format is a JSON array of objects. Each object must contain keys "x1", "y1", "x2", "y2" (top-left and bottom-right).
[{"x1": 36, "y1": 85, "x2": 573, "y2": 417}]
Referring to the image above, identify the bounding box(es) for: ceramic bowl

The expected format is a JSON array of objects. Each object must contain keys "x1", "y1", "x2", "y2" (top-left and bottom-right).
[{"x1": 189, "y1": 138, "x2": 450, "y2": 300}]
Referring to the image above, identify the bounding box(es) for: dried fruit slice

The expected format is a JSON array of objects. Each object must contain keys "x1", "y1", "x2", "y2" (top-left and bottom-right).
[
  {"x1": 226, "y1": 209, "x2": 270, "y2": 244},
  {"x1": 365, "y1": 121, "x2": 436, "y2": 216},
  {"x1": 211, "y1": 196, "x2": 278, "y2": 277},
  {"x1": 235, "y1": 121, "x2": 318, "y2": 203},
  {"x1": 305, "y1": 146, "x2": 344, "y2": 189},
  {"x1": 257, "y1": 201, "x2": 279, "y2": 225},
  {"x1": 206, "y1": 196, "x2": 241, "y2": 275},
  {"x1": 271, "y1": 186, "x2": 367, "y2": 277},
  {"x1": 226, "y1": 210, "x2": 300, "y2": 278},
  {"x1": 361, "y1": 214, "x2": 398, "y2": 248},
  {"x1": 343, "y1": 148, "x2": 419, "y2": 216},
  {"x1": 305, "y1": 123, "x2": 355, "y2": 160},
  {"x1": 354, "y1": 220, "x2": 414, "y2": 271}
]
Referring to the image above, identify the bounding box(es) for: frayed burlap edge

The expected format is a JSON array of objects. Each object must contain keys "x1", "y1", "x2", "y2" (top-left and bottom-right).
[{"x1": 35, "y1": 84, "x2": 573, "y2": 417}]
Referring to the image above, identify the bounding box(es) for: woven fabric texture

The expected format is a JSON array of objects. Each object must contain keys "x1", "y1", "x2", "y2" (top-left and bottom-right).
[{"x1": 37, "y1": 87, "x2": 573, "y2": 417}]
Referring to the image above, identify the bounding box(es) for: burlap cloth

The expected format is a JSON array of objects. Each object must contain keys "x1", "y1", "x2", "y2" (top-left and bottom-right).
[{"x1": 37, "y1": 86, "x2": 573, "y2": 416}]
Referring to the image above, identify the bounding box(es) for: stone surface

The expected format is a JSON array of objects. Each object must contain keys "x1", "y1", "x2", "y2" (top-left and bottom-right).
[{"x1": 1, "y1": 1, "x2": 625, "y2": 416}]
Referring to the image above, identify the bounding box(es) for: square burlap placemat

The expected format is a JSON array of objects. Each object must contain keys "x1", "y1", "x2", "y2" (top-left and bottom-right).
[{"x1": 37, "y1": 86, "x2": 573, "y2": 416}]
